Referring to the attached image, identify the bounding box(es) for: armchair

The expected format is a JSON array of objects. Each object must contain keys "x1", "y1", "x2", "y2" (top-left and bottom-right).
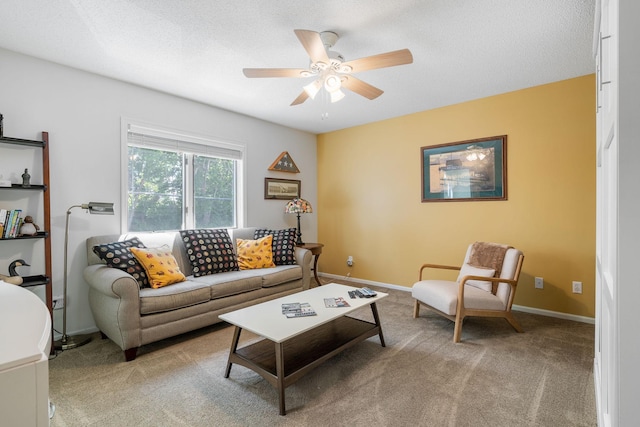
[{"x1": 411, "y1": 242, "x2": 524, "y2": 342}]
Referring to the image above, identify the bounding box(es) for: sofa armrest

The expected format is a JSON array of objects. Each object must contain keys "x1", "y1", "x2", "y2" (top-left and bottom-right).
[
  {"x1": 294, "y1": 247, "x2": 312, "y2": 290},
  {"x1": 83, "y1": 265, "x2": 142, "y2": 351}
]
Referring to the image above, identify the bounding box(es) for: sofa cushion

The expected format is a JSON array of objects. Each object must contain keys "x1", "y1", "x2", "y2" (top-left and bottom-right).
[
  {"x1": 139, "y1": 280, "x2": 212, "y2": 315},
  {"x1": 254, "y1": 228, "x2": 297, "y2": 265},
  {"x1": 236, "y1": 235, "x2": 275, "y2": 270},
  {"x1": 260, "y1": 265, "x2": 302, "y2": 288},
  {"x1": 189, "y1": 271, "x2": 263, "y2": 299},
  {"x1": 456, "y1": 263, "x2": 496, "y2": 292},
  {"x1": 92, "y1": 238, "x2": 151, "y2": 288},
  {"x1": 180, "y1": 228, "x2": 239, "y2": 276},
  {"x1": 130, "y1": 245, "x2": 187, "y2": 289}
]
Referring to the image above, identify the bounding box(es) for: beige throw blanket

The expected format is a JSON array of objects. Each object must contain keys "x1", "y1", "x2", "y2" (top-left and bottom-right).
[{"x1": 468, "y1": 242, "x2": 512, "y2": 293}]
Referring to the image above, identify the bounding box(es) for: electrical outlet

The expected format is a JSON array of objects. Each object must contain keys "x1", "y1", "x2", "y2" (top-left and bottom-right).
[
  {"x1": 347, "y1": 256, "x2": 354, "y2": 267},
  {"x1": 53, "y1": 295, "x2": 64, "y2": 310},
  {"x1": 572, "y1": 281, "x2": 583, "y2": 294},
  {"x1": 534, "y1": 277, "x2": 544, "y2": 289}
]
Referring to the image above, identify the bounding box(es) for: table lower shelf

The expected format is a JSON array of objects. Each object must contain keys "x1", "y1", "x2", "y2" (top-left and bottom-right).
[{"x1": 225, "y1": 311, "x2": 385, "y2": 414}]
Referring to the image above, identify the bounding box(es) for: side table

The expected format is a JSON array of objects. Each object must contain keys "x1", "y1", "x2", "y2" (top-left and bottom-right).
[{"x1": 297, "y1": 243, "x2": 324, "y2": 286}]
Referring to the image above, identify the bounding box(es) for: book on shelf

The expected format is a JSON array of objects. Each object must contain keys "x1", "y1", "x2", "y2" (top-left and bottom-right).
[
  {"x1": 1, "y1": 209, "x2": 23, "y2": 238},
  {"x1": 281, "y1": 302, "x2": 317, "y2": 318},
  {"x1": 324, "y1": 297, "x2": 351, "y2": 308},
  {"x1": 0, "y1": 208, "x2": 6, "y2": 237}
]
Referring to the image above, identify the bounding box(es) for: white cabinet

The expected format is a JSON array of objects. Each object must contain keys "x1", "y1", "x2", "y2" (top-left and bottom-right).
[{"x1": 0, "y1": 281, "x2": 52, "y2": 426}]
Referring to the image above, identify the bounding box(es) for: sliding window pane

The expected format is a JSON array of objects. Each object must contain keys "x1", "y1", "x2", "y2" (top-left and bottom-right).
[
  {"x1": 193, "y1": 155, "x2": 235, "y2": 229},
  {"x1": 128, "y1": 146, "x2": 184, "y2": 231}
]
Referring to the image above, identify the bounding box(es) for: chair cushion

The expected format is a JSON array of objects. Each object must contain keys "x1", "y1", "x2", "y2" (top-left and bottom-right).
[
  {"x1": 412, "y1": 280, "x2": 506, "y2": 316},
  {"x1": 456, "y1": 263, "x2": 495, "y2": 292}
]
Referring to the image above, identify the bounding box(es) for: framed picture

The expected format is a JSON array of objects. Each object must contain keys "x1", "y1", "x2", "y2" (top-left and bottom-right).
[
  {"x1": 421, "y1": 135, "x2": 507, "y2": 202},
  {"x1": 264, "y1": 178, "x2": 301, "y2": 200}
]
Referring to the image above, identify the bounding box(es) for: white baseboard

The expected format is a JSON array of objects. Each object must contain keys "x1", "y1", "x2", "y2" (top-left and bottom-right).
[{"x1": 320, "y1": 273, "x2": 595, "y2": 325}]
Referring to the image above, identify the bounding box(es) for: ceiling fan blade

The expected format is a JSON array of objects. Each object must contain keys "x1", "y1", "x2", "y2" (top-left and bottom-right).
[
  {"x1": 243, "y1": 68, "x2": 310, "y2": 78},
  {"x1": 294, "y1": 29, "x2": 329, "y2": 64},
  {"x1": 341, "y1": 76, "x2": 384, "y2": 100},
  {"x1": 342, "y1": 49, "x2": 413, "y2": 73},
  {"x1": 290, "y1": 90, "x2": 310, "y2": 106}
]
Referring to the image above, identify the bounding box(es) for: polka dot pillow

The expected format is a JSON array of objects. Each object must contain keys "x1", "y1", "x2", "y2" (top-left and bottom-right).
[
  {"x1": 254, "y1": 228, "x2": 297, "y2": 265},
  {"x1": 92, "y1": 238, "x2": 150, "y2": 288},
  {"x1": 179, "y1": 229, "x2": 239, "y2": 276}
]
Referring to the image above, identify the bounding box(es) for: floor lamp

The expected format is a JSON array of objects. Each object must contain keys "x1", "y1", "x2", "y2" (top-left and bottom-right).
[{"x1": 54, "y1": 202, "x2": 114, "y2": 350}]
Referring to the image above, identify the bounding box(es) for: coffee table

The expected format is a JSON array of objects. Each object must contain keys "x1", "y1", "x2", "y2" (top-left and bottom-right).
[{"x1": 219, "y1": 283, "x2": 387, "y2": 415}]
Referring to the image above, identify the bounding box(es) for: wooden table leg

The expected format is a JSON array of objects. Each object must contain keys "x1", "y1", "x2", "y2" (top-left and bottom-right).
[
  {"x1": 312, "y1": 253, "x2": 321, "y2": 285},
  {"x1": 370, "y1": 302, "x2": 386, "y2": 347},
  {"x1": 224, "y1": 326, "x2": 242, "y2": 378},
  {"x1": 275, "y1": 342, "x2": 286, "y2": 415}
]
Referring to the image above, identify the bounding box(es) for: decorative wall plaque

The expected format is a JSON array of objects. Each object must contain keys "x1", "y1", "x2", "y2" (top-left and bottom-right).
[{"x1": 268, "y1": 151, "x2": 300, "y2": 173}]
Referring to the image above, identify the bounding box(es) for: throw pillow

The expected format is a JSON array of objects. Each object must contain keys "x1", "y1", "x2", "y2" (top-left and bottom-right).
[
  {"x1": 179, "y1": 229, "x2": 239, "y2": 277},
  {"x1": 457, "y1": 263, "x2": 496, "y2": 292},
  {"x1": 236, "y1": 235, "x2": 275, "y2": 270},
  {"x1": 254, "y1": 228, "x2": 297, "y2": 265},
  {"x1": 129, "y1": 246, "x2": 187, "y2": 289},
  {"x1": 92, "y1": 238, "x2": 150, "y2": 288}
]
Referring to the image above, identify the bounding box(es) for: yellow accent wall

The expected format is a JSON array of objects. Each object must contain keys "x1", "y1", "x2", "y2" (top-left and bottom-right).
[{"x1": 317, "y1": 75, "x2": 595, "y2": 318}]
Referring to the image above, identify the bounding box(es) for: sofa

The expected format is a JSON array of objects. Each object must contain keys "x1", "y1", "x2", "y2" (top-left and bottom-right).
[{"x1": 83, "y1": 227, "x2": 311, "y2": 361}]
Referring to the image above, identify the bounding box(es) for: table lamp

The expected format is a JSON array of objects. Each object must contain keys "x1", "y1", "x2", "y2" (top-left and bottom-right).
[{"x1": 285, "y1": 198, "x2": 312, "y2": 245}]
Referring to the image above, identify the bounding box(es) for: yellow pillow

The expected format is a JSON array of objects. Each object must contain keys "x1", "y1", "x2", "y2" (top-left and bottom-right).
[
  {"x1": 129, "y1": 245, "x2": 186, "y2": 289},
  {"x1": 236, "y1": 235, "x2": 275, "y2": 270}
]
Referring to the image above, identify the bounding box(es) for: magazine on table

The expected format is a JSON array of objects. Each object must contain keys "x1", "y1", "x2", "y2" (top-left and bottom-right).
[
  {"x1": 282, "y1": 302, "x2": 317, "y2": 317},
  {"x1": 324, "y1": 297, "x2": 350, "y2": 308}
]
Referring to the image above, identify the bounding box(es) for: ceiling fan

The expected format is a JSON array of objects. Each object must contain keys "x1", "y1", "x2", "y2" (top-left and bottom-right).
[{"x1": 243, "y1": 29, "x2": 413, "y2": 106}]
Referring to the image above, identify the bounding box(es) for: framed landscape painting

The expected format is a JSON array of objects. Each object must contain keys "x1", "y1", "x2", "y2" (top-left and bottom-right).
[
  {"x1": 421, "y1": 135, "x2": 507, "y2": 202},
  {"x1": 264, "y1": 178, "x2": 301, "y2": 200}
]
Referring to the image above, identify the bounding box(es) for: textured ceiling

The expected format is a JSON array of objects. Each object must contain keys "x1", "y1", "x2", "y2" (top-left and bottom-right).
[{"x1": 0, "y1": 0, "x2": 595, "y2": 134}]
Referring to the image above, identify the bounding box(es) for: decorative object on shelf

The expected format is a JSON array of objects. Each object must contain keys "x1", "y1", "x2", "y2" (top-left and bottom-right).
[
  {"x1": 55, "y1": 201, "x2": 114, "y2": 351},
  {"x1": 264, "y1": 177, "x2": 301, "y2": 200},
  {"x1": 19, "y1": 215, "x2": 39, "y2": 236},
  {"x1": 0, "y1": 113, "x2": 3, "y2": 137},
  {"x1": 285, "y1": 198, "x2": 313, "y2": 245},
  {"x1": 0, "y1": 259, "x2": 30, "y2": 285},
  {"x1": 268, "y1": 151, "x2": 300, "y2": 173},
  {"x1": 21, "y1": 168, "x2": 31, "y2": 187}
]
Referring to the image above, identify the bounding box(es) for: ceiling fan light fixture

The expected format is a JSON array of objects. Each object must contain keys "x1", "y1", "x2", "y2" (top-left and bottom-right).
[
  {"x1": 330, "y1": 89, "x2": 345, "y2": 103},
  {"x1": 303, "y1": 79, "x2": 323, "y2": 99},
  {"x1": 324, "y1": 74, "x2": 342, "y2": 92}
]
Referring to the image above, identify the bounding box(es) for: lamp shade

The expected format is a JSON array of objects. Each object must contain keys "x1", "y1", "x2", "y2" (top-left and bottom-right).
[
  {"x1": 285, "y1": 198, "x2": 313, "y2": 214},
  {"x1": 84, "y1": 202, "x2": 114, "y2": 215}
]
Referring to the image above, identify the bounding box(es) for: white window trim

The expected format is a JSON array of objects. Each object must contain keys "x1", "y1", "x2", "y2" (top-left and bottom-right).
[{"x1": 120, "y1": 116, "x2": 247, "y2": 233}]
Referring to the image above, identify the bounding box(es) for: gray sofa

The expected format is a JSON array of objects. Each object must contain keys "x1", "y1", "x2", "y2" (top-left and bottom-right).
[{"x1": 83, "y1": 227, "x2": 311, "y2": 361}]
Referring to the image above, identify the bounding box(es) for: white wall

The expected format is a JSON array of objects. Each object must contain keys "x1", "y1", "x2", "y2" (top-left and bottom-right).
[{"x1": 0, "y1": 48, "x2": 317, "y2": 337}]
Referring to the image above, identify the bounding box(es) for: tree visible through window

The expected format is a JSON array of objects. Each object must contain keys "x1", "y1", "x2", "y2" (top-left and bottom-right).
[{"x1": 125, "y1": 123, "x2": 242, "y2": 232}]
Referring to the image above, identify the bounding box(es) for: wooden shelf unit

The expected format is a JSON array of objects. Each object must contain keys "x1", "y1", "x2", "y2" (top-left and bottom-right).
[{"x1": 0, "y1": 132, "x2": 52, "y2": 320}]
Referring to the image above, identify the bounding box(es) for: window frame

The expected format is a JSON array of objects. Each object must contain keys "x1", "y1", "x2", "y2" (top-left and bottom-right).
[{"x1": 120, "y1": 117, "x2": 246, "y2": 233}]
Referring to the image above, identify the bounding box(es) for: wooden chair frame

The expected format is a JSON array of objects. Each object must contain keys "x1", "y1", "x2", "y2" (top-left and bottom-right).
[{"x1": 413, "y1": 253, "x2": 525, "y2": 342}]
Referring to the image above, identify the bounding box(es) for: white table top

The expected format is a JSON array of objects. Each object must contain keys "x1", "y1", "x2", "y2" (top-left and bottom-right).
[
  {"x1": 219, "y1": 283, "x2": 387, "y2": 343},
  {"x1": 0, "y1": 281, "x2": 51, "y2": 371}
]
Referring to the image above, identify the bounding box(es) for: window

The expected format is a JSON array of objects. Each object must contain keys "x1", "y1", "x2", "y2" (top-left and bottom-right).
[{"x1": 123, "y1": 120, "x2": 244, "y2": 232}]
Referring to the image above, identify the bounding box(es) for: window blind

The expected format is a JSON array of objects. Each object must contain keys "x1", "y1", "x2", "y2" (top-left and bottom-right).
[{"x1": 127, "y1": 124, "x2": 243, "y2": 160}]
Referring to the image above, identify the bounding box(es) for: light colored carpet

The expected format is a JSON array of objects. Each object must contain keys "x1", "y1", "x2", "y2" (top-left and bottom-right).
[{"x1": 48, "y1": 284, "x2": 596, "y2": 426}]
